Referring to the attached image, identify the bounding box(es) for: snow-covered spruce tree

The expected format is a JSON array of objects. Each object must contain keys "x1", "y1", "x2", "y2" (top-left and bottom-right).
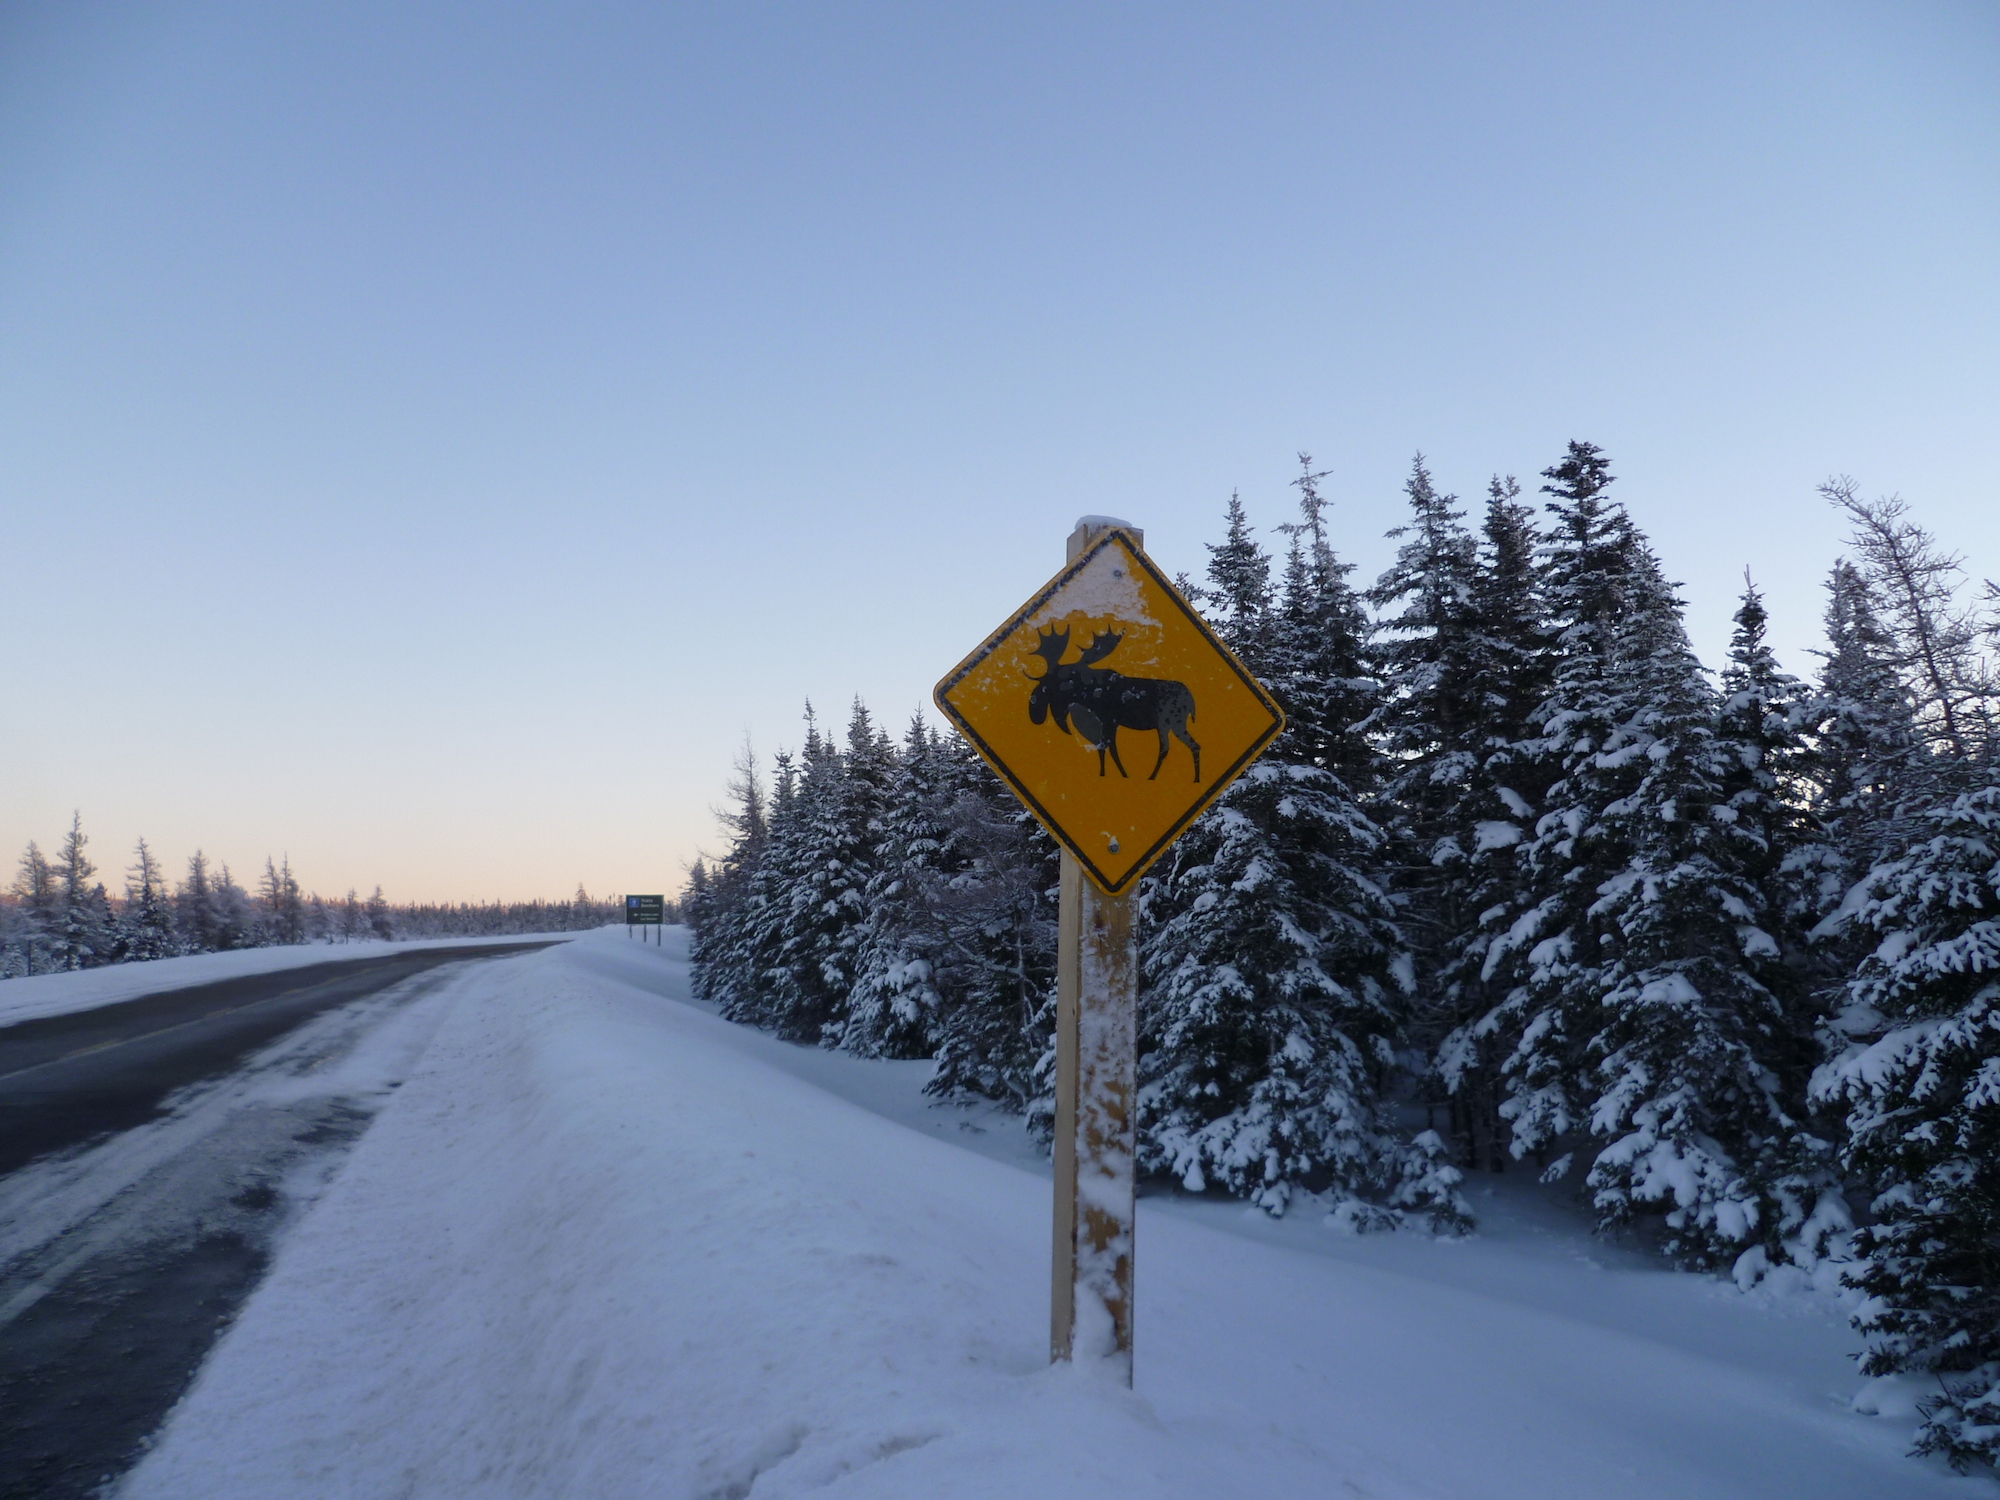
[
  {"x1": 365, "y1": 885, "x2": 395, "y2": 941},
  {"x1": 1464, "y1": 443, "x2": 1808, "y2": 1267},
  {"x1": 260, "y1": 855, "x2": 307, "y2": 945},
  {"x1": 124, "y1": 839, "x2": 179, "y2": 961},
  {"x1": 210, "y1": 863, "x2": 258, "y2": 949},
  {"x1": 1433, "y1": 476, "x2": 1555, "y2": 1170},
  {"x1": 1810, "y1": 781, "x2": 2000, "y2": 1469},
  {"x1": 689, "y1": 738, "x2": 770, "y2": 1010},
  {"x1": 1709, "y1": 579, "x2": 1850, "y2": 1269},
  {"x1": 0, "y1": 895, "x2": 38, "y2": 979},
  {"x1": 722, "y1": 747, "x2": 801, "y2": 1027},
  {"x1": 1141, "y1": 466, "x2": 1465, "y2": 1226},
  {"x1": 916, "y1": 740, "x2": 1062, "y2": 1120},
  {"x1": 680, "y1": 860, "x2": 714, "y2": 939},
  {"x1": 773, "y1": 701, "x2": 890, "y2": 1044},
  {"x1": 50, "y1": 812, "x2": 111, "y2": 970},
  {"x1": 1795, "y1": 560, "x2": 1923, "y2": 937},
  {"x1": 739, "y1": 704, "x2": 883, "y2": 1044},
  {"x1": 842, "y1": 714, "x2": 954, "y2": 1060},
  {"x1": 175, "y1": 851, "x2": 217, "y2": 953},
  {"x1": 1366, "y1": 455, "x2": 1482, "y2": 972},
  {"x1": 12, "y1": 841, "x2": 58, "y2": 973},
  {"x1": 1800, "y1": 489, "x2": 2000, "y2": 1468}
]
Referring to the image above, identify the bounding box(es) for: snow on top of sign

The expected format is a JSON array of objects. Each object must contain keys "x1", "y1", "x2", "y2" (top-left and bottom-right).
[
  {"x1": 1074, "y1": 514, "x2": 1135, "y2": 531},
  {"x1": 1028, "y1": 540, "x2": 1157, "y2": 630}
]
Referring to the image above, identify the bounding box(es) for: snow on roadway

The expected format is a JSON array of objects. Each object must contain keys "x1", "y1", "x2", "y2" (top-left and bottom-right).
[
  {"x1": 118, "y1": 928, "x2": 1975, "y2": 1500},
  {"x1": 0, "y1": 932, "x2": 584, "y2": 1031}
]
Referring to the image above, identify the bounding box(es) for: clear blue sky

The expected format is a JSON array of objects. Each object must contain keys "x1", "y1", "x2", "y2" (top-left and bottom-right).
[{"x1": 4, "y1": 1, "x2": 1996, "y2": 902}]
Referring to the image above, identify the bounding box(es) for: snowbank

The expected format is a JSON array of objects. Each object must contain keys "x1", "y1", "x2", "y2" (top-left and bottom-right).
[
  {"x1": 121, "y1": 930, "x2": 1967, "y2": 1499},
  {"x1": 0, "y1": 932, "x2": 587, "y2": 1031}
]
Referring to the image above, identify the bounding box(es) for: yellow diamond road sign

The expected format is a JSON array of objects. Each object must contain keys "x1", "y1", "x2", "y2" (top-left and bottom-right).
[{"x1": 934, "y1": 528, "x2": 1285, "y2": 894}]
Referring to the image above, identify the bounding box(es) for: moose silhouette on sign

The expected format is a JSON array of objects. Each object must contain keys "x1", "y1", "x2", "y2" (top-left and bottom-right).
[{"x1": 1026, "y1": 626, "x2": 1201, "y2": 781}]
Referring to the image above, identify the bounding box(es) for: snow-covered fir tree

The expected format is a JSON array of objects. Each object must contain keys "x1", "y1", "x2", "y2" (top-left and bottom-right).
[
  {"x1": 260, "y1": 855, "x2": 306, "y2": 945},
  {"x1": 842, "y1": 715, "x2": 957, "y2": 1060},
  {"x1": 1431, "y1": 476, "x2": 1555, "y2": 1170},
  {"x1": 177, "y1": 850, "x2": 220, "y2": 952},
  {"x1": 210, "y1": 863, "x2": 258, "y2": 950},
  {"x1": 915, "y1": 752, "x2": 1061, "y2": 1120},
  {"x1": 367, "y1": 882, "x2": 398, "y2": 942},
  {"x1": 758, "y1": 705, "x2": 882, "y2": 1042},
  {"x1": 51, "y1": 812, "x2": 110, "y2": 970},
  {"x1": 11, "y1": 840, "x2": 58, "y2": 974},
  {"x1": 1810, "y1": 780, "x2": 2000, "y2": 1469},
  {"x1": 1455, "y1": 444, "x2": 1820, "y2": 1266},
  {"x1": 1366, "y1": 455, "x2": 1482, "y2": 964},
  {"x1": 124, "y1": 838, "x2": 179, "y2": 961},
  {"x1": 1141, "y1": 464, "x2": 1465, "y2": 1226},
  {"x1": 689, "y1": 739, "x2": 771, "y2": 1011}
]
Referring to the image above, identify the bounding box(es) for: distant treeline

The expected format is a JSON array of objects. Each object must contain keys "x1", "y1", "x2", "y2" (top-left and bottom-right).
[{"x1": 1, "y1": 816, "x2": 642, "y2": 978}]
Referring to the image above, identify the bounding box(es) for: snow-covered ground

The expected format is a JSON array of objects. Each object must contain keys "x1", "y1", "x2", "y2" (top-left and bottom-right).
[
  {"x1": 117, "y1": 927, "x2": 1979, "y2": 1499},
  {"x1": 0, "y1": 932, "x2": 585, "y2": 1030}
]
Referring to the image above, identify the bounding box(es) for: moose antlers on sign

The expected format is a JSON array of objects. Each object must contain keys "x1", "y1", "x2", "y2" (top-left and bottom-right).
[{"x1": 1025, "y1": 626, "x2": 1201, "y2": 780}]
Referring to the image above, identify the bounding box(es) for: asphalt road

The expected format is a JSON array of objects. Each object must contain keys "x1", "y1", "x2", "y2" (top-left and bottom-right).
[
  {"x1": 0, "y1": 945, "x2": 553, "y2": 1177},
  {"x1": 0, "y1": 943, "x2": 554, "y2": 1500}
]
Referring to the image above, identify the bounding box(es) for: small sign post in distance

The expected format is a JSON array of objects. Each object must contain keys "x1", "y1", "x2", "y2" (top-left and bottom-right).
[{"x1": 626, "y1": 894, "x2": 665, "y2": 944}]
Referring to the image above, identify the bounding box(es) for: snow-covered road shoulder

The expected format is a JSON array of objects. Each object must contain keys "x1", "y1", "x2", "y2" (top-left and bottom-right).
[{"x1": 119, "y1": 930, "x2": 1972, "y2": 1499}]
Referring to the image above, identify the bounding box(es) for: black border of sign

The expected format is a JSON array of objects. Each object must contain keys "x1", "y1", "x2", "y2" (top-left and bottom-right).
[{"x1": 932, "y1": 529, "x2": 1285, "y2": 894}]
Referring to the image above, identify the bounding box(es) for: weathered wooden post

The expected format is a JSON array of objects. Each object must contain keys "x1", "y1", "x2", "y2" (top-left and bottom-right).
[
  {"x1": 1049, "y1": 519, "x2": 1140, "y2": 1378},
  {"x1": 933, "y1": 515, "x2": 1283, "y2": 1389}
]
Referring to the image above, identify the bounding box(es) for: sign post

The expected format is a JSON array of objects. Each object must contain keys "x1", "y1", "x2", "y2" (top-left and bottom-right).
[
  {"x1": 626, "y1": 894, "x2": 665, "y2": 944},
  {"x1": 934, "y1": 517, "x2": 1283, "y2": 1385}
]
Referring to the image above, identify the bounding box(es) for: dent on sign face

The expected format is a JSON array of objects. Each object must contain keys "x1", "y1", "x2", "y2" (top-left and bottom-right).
[{"x1": 934, "y1": 530, "x2": 1283, "y2": 894}]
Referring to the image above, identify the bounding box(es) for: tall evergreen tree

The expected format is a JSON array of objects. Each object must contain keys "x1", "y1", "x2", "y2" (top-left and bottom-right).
[
  {"x1": 917, "y1": 745, "x2": 1062, "y2": 1119},
  {"x1": 1367, "y1": 455, "x2": 1482, "y2": 950},
  {"x1": 1142, "y1": 472, "x2": 1461, "y2": 1225},
  {"x1": 1196, "y1": 489, "x2": 1273, "y2": 660},
  {"x1": 690, "y1": 739, "x2": 771, "y2": 1009},
  {"x1": 260, "y1": 855, "x2": 306, "y2": 945},
  {"x1": 12, "y1": 841, "x2": 58, "y2": 973},
  {"x1": 210, "y1": 863, "x2": 257, "y2": 949},
  {"x1": 719, "y1": 705, "x2": 878, "y2": 1043},
  {"x1": 843, "y1": 715, "x2": 954, "y2": 1060},
  {"x1": 1811, "y1": 781, "x2": 2000, "y2": 1469},
  {"x1": 366, "y1": 884, "x2": 395, "y2": 940},
  {"x1": 1797, "y1": 560, "x2": 1922, "y2": 931},
  {"x1": 719, "y1": 747, "x2": 801, "y2": 1024},
  {"x1": 51, "y1": 812, "x2": 108, "y2": 970},
  {"x1": 125, "y1": 838, "x2": 178, "y2": 961},
  {"x1": 765, "y1": 704, "x2": 878, "y2": 1042},
  {"x1": 681, "y1": 860, "x2": 713, "y2": 938},
  {"x1": 1460, "y1": 445, "x2": 1810, "y2": 1265},
  {"x1": 1433, "y1": 476, "x2": 1554, "y2": 1169},
  {"x1": 177, "y1": 850, "x2": 220, "y2": 952}
]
